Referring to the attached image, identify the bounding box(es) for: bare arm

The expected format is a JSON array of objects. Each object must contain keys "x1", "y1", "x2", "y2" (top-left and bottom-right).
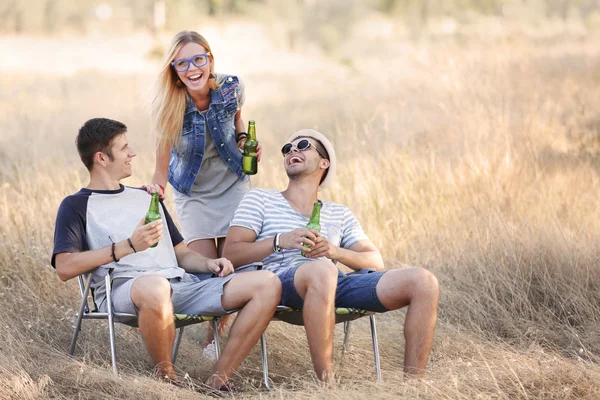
[
  {"x1": 55, "y1": 219, "x2": 163, "y2": 281},
  {"x1": 55, "y1": 242, "x2": 131, "y2": 282},
  {"x1": 151, "y1": 144, "x2": 170, "y2": 189},
  {"x1": 222, "y1": 226, "x2": 270, "y2": 268},
  {"x1": 308, "y1": 237, "x2": 384, "y2": 271},
  {"x1": 223, "y1": 226, "x2": 319, "y2": 268},
  {"x1": 174, "y1": 242, "x2": 234, "y2": 276}
]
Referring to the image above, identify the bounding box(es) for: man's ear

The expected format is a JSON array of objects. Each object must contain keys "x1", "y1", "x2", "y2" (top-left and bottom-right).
[
  {"x1": 320, "y1": 159, "x2": 330, "y2": 170},
  {"x1": 94, "y1": 151, "x2": 108, "y2": 167}
]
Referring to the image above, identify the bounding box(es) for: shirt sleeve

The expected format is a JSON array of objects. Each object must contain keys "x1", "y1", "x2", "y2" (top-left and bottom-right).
[
  {"x1": 229, "y1": 189, "x2": 264, "y2": 237},
  {"x1": 51, "y1": 197, "x2": 88, "y2": 268},
  {"x1": 160, "y1": 201, "x2": 184, "y2": 247},
  {"x1": 339, "y1": 206, "x2": 369, "y2": 249}
]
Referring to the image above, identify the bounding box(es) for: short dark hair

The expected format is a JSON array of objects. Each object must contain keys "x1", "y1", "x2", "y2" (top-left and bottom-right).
[{"x1": 76, "y1": 118, "x2": 127, "y2": 171}]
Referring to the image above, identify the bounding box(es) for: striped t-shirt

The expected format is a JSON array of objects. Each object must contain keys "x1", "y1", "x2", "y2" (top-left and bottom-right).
[{"x1": 230, "y1": 188, "x2": 368, "y2": 276}]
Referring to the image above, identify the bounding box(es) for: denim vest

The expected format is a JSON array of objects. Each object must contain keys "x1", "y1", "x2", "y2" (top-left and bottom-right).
[{"x1": 168, "y1": 75, "x2": 246, "y2": 195}]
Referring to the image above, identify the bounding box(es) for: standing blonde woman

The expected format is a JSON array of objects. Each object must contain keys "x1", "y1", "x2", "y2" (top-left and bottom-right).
[{"x1": 145, "y1": 31, "x2": 261, "y2": 351}]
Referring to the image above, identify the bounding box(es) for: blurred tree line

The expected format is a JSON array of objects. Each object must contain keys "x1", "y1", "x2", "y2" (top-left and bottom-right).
[
  {"x1": 381, "y1": 0, "x2": 600, "y2": 20},
  {"x1": 1, "y1": 0, "x2": 599, "y2": 35}
]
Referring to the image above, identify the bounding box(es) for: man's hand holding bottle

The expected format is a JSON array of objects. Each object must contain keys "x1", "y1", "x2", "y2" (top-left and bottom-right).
[{"x1": 130, "y1": 217, "x2": 163, "y2": 252}]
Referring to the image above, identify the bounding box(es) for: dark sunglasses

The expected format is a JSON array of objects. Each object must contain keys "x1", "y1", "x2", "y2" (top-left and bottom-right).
[{"x1": 281, "y1": 139, "x2": 326, "y2": 159}]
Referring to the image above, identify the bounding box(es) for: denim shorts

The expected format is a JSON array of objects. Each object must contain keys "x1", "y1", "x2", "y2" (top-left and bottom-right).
[{"x1": 278, "y1": 266, "x2": 389, "y2": 312}]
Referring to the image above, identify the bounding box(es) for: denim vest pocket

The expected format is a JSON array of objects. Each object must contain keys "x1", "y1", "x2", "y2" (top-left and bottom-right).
[
  {"x1": 177, "y1": 123, "x2": 194, "y2": 157},
  {"x1": 181, "y1": 124, "x2": 193, "y2": 136},
  {"x1": 216, "y1": 102, "x2": 238, "y2": 123},
  {"x1": 216, "y1": 103, "x2": 237, "y2": 145}
]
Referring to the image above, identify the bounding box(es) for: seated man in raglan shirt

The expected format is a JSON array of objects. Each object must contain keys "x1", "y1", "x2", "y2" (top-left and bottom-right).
[{"x1": 52, "y1": 117, "x2": 281, "y2": 391}]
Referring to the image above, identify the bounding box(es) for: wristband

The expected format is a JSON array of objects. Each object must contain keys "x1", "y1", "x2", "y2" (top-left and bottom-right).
[
  {"x1": 108, "y1": 236, "x2": 120, "y2": 262},
  {"x1": 274, "y1": 233, "x2": 282, "y2": 252},
  {"x1": 236, "y1": 132, "x2": 248, "y2": 142},
  {"x1": 127, "y1": 238, "x2": 137, "y2": 253}
]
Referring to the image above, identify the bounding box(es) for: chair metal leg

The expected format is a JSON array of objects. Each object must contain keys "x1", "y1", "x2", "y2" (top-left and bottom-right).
[
  {"x1": 260, "y1": 332, "x2": 271, "y2": 391},
  {"x1": 105, "y1": 275, "x2": 118, "y2": 375},
  {"x1": 369, "y1": 315, "x2": 381, "y2": 382},
  {"x1": 172, "y1": 327, "x2": 184, "y2": 364},
  {"x1": 212, "y1": 319, "x2": 221, "y2": 360},
  {"x1": 341, "y1": 321, "x2": 352, "y2": 356},
  {"x1": 69, "y1": 274, "x2": 93, "y2": 355},
  {"x1": 68, "y1": 321, "x2": 82, "y2": 356},
  {"x1": 76, "y1": 276, "x2": 90, "y2": 313}
]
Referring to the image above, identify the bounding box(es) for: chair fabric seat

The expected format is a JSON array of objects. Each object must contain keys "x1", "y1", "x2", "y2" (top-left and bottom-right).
[
  {"x1": 273, "y1": 305, "x2": 375, "y2": 326},
  {"x1": 82, "y1": 310, "x2": 217, "y2": 328},
  {"x1": 174, "y1": 313, "x2": 216, "y2": 322},
  {"x1": 174, "y1": 313, "x2": 216, "y2": 328}
]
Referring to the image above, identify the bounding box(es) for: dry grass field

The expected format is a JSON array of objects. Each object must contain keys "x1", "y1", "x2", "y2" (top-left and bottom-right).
[{"x1": 1, "y1": 26, "x2": 600, "y2": 399}]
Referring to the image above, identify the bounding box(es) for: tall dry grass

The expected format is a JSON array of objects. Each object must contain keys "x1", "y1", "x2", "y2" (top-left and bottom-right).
[{"x1": 1, "y1": 35, "x2": 600, "y2": 399}]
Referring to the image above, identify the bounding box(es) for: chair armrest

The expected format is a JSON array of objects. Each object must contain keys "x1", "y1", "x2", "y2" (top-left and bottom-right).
[
  {"x1": 347, "y1": 268, "x2": 377, "y2": 276},
  {"x1": 236, "y1": 262, "x2": 263, "y2": 273}
]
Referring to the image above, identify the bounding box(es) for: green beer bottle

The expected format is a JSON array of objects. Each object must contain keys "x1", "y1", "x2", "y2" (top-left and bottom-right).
[
  {"x1": 302, "y1": 200, "x2": 322, "y2": 257},
  {"x1": 242, "y1": 120, "x2": 258, "y2": 175},
  {"x1": 145, "y1": 193, "x2": 161, "y2": 248}
]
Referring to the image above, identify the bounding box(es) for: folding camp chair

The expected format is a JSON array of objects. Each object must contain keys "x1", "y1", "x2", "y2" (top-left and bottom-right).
[
  {"x1": 258, "y1": 269, "x2": 382, "y2": 391},
  {"x1": 68, "y1": 271, "x2": 224, "y2": 374}
]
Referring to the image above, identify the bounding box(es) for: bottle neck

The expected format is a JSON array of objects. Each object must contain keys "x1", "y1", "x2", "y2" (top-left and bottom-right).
[
  {"x1": 309, "y1": 201, "x2": 321, "y2": 224},
  {"x1": 248, "y1": 124, "x2": 256, "y2": 141},
  {"x1": 149, "y1": 193, "x2": 160, "y2": 212}
]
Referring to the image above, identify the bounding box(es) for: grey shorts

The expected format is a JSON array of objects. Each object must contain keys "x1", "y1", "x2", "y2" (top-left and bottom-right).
[{"x1": 98, "y1": 273, "x2": 235, "y2": 317}]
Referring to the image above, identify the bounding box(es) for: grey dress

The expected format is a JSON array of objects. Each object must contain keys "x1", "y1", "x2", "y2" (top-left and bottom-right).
[{"x1": 173, "y1": 109, "x2": 250, "y2": 242}]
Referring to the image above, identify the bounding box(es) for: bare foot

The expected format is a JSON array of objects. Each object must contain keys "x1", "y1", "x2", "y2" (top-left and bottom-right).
[
  {"x1": 205, "y1": 373, "x2": 231, "y2": 390},
  {"x1": 153, "y1": 363, "x2": 180, "y2": 384}
]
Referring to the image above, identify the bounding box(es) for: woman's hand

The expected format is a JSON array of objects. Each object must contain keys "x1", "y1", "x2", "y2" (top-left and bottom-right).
[
  {"x1": 237, "y1": 138, "x2": 262, "y2": 162},
  {"x1": 237, "y1": 137, "x2": 246, "y2": 152},
  {"x1": 141, "y1": 183, "x2": 165, "y2": 200}
]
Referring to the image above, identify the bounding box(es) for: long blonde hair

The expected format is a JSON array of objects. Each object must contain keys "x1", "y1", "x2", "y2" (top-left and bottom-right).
[{"x1": 152, "y1": 31, "x2": 219, "y2": 150}]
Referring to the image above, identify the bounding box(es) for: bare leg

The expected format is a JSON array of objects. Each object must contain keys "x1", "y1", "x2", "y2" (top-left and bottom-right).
[
  {"x1": 215, "y1": 237, "x2": 226, "y2": 258},
  {"x1": 293, "y1": 260, "x2": 338, "y2": 382},
  {"x1": 205, "y1": 270, "x2": 281, "y2": 388},
  {"x1": 130, "y1": 275, "x2": 177, "y2": 379},
  {"x1": 188, "y1": 238, "x2": 231, "y2": 347},
  {"x1": 214, "y1": 238, "x2": 231, "y2": 335},
  {"x1": 375, "y1": 268, "x2": 439, "y2": 376}
]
